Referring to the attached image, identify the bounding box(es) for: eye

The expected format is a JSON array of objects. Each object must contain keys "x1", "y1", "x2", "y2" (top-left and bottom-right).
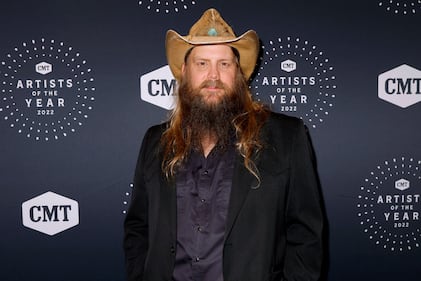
[
  {"x1": 195, "y1": 60, "x2": 208, "y2": 68},
  {"x1": 219, "y1": 60, "x2": 233, "y2": 69}
]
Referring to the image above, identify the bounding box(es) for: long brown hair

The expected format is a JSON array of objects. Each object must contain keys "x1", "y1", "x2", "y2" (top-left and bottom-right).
[{"x1": 161, "y1": 55, "x2": 269, "y2": 183}]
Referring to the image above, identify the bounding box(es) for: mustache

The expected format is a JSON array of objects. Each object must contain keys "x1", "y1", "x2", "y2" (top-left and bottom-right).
[{"x1": 200, "y1": 80, "x2": 226, "y2": 89}]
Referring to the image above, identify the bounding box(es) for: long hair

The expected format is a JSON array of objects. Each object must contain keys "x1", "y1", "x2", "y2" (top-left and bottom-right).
[{"x1": 161, "y1": 60, "x2": 269, "y2": 184}]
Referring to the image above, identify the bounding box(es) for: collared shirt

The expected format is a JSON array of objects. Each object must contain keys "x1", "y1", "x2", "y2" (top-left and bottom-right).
[{"x1": 173, "y1": 145, "x2": 236, "y2": 281}]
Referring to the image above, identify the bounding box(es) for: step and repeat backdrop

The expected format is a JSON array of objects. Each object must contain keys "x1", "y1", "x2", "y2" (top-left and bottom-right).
[{"x1": 1, "y1": 0, "x2": 421, "y2": 280}]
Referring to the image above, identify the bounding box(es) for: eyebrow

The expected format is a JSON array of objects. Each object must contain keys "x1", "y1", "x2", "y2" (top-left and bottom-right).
[{"x1": 184, "y1": 46, "x2": 240, "y2": 63}]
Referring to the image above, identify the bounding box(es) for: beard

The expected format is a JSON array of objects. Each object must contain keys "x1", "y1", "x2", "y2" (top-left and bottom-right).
[{"x1": 178, "y1": 76, "x2": 246, "y2": 151}]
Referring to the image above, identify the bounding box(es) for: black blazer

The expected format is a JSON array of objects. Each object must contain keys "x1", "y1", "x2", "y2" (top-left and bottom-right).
[{"x1": 124, "y1": 112, "x2": 324, "y2": 281}]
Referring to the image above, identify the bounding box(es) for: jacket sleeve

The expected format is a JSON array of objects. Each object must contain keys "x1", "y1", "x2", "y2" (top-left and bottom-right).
[
  {"x1": 283, "y1": 120, "x2": 324, "y2": 281},
  {"x1": 123, "y1": 128, "x2": 153, "y2": 281}
]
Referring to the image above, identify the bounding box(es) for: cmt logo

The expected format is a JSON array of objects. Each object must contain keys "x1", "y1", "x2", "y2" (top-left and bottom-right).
[
  {"x1": 395, "y1": 179, "x2": 410, "y2": 191},
  {"x1": 21, "y1": 191, "x2": 79, "y2": 236},
  {"x1": 281, "y1": 59, "x2": 296, "y2": 73},
  {"x1": 35, "y1": 62, "x2": 52, "y2": 75},
  {"x1": 140, "y1": 65, "x2": 176, "y2": 110},
  {"x1": 378, "y1": 64, "x2": 421, "y2": 108}
]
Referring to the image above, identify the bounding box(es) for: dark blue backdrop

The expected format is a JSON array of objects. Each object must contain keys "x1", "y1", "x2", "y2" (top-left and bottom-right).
[{"x1": 1, "y1": 1, "x2": 421, "y2": 280}]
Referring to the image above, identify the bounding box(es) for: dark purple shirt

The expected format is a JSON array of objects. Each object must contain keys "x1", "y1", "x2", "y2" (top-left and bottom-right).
[{"x1": 173, "y1": 145, "x2": 235, "y2": 281}]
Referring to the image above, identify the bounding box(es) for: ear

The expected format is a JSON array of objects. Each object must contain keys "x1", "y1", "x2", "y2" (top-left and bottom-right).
[{"x1": 181, "y1": 63, "x2": 186, "y2": 75}]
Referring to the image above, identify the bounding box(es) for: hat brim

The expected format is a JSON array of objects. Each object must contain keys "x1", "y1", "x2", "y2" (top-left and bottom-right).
[{"x1": 165, "y1": 29, "x2": 260, "y2": 81}]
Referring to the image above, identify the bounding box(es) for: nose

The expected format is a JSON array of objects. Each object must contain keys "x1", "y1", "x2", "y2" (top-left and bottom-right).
[{"x1": 207, "y1": 63, "x2": 220, "y2": 80}]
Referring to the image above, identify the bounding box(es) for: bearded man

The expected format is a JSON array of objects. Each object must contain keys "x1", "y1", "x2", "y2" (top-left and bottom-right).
[{"x1": 124, "y1": 8, "x2": 325, "y2": 281}]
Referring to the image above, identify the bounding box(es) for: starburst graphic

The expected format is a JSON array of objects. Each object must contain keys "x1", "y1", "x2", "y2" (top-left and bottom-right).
[
  {"x1": 138, "y1": 0, "x2": 197, "y2": 13},
  {"x1": 357, "y1": 157, "x2": 421, "y2": 252},
  {"x1": 379, "y1": 0, "x2": 421, "y2": 15},
  {"x1": 253, "y1": 36, "x2": 337, "y2": 129},
  {"x1": 122, "y1": 183, "x2": 133, "y2": 215},
  {"x1": 0, "y1": 38, "x2": 95, "y2": 141}
]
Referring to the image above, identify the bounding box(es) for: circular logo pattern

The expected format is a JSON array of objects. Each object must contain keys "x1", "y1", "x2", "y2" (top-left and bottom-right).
[
  {"x1": 357, "y1": 157, "x2": 421, "y2": 252},
  {"x1": 138, "y1": 0, "x2": 197, "y2": 13},
  {"x1": 252, "y1": 36, "x2": 337, "y2": 128},
  {"x1": 0, "y1": 38, "x2": 95, "y2": 141},
  {"x1": 122, "y1": 183, "x2": 133, "y2": 215},
  {"x1": 378, "y1": 0, "x2": 421, "y2": 15}
]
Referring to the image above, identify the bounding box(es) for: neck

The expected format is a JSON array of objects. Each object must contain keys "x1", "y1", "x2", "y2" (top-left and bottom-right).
[{"x1": 201, "y1": 132, "x2": 217, "y2": 158}]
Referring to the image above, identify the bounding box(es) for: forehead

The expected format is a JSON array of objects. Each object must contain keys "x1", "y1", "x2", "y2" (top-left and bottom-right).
[{"x1": 187, "y1": 45, "x2": 236, "y2": 60}]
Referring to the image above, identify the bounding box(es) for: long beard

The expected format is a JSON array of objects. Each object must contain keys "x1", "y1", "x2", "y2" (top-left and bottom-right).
[{"x1": 179, "y1": 79, "x2": 244, "y2": 151}]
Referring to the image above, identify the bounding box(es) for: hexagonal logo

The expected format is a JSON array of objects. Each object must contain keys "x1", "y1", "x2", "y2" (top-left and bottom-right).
[
  {"x1": 378, "y1": 64, "x2": 421, "y2": 108},
  {"x1": 140, "y1": 65, "x2": 176, "y2": 110},
  {"x1": 395, "y1": 178, "x2": 410, "y2": 191},
  {"x1": 35, "y1": 61, "x2": 52, "y2": 75},
  {"x1": 21, "y1": 191, "x2": 79, "y2": 236},
  {"x1": 280, "y1": 59, "x2": 296, "y2": 72}
]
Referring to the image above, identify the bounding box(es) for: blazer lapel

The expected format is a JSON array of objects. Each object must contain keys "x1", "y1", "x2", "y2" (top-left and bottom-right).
[
  {"x1": 159, "y1": 170, "x2": 177, "y2": 244},
  {"x1": 224, "y1": 152, "x2": 260, "y2": 241}
]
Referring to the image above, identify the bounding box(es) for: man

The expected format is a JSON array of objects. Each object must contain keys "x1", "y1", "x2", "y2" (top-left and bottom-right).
[{"x1": 124, "y1": 8, "x2": 324, "y2": 281}]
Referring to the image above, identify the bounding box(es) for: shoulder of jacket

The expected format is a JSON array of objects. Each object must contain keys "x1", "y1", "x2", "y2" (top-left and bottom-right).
[
  {"x1": 145, "y1": 122, "x2": 168, "y2": 137},
  {"x1": 265, "y1": 111, "x2": 303, "y2": 130}
]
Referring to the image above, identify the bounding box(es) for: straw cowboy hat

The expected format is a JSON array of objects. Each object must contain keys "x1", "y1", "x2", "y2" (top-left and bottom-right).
[{"x1": 165, "y1": 8, "x2": 260, "y2": 81}]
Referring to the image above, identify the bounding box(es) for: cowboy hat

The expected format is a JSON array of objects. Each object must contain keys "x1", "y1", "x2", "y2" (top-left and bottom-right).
[{"x1": 165, "y1": 8, "x2": 260, "y2": 81}]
